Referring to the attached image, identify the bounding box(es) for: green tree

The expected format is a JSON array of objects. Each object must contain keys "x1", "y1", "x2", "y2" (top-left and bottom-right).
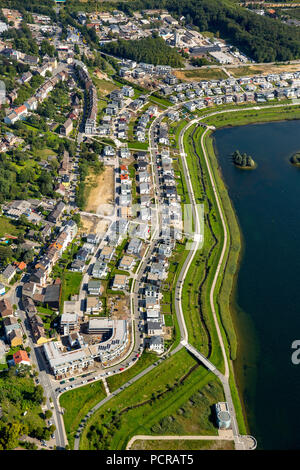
[{"x1": 44, "y1": 410, "x2": 52, "y2": 420}]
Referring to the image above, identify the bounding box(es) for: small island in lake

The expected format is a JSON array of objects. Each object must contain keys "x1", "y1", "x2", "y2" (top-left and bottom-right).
[
  {"x1": 232, "y1": 150, "x2": 257, "y2": 169},
  {"x1": 290, "y1": 152, "x2": 300, "y2": 167}
]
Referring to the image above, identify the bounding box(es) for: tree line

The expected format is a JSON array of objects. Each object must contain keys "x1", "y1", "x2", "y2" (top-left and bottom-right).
[
  {"x1": 100, "y1": 36, "x2": 184, "y2": 67},
  {"x1": 114, "y1": 0, "x2": 300, "y2": 62}
]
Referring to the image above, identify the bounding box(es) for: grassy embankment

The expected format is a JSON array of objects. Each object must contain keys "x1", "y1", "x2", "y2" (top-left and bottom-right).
[
  {"x1": 79, "y1": 348, "x2": 224, "y2": 450},
  {"x1": 204, "y1": 104, "x2": 300, "y2": 129},
  {"x1": 180, "y1": 126, "x2": 226, "y2": 373},
  {"x1": 106, "y1": 351, "x2": 158, "y2": 392}
]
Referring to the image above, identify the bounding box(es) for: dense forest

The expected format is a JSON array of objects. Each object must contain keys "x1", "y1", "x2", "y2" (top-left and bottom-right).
[
  {"x1": 114, "y1": 0, "x2": 300, "y2": 62},
  {"x1": 2, "y1": 22, "x2": 39, "y2": 56},
  {"x1": 100, "y1": 36, "x2": 184, "y2": 67},
  {"x1": 0, "y1": 135, "x2": 75, "y2": 203},
  {"x1": 232, "y1": 150, "x2": 256, "y2": 169},
  {"x1": 0, "y1": 367, "x2": 55, "y2": 450}
]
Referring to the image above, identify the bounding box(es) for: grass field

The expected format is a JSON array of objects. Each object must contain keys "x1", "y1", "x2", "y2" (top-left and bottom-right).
[
  {"x1": 60, "y1": 380, "x2": 106, "y2": 449},
  {"x1": 80, "y1": 347, "x2": 222, "y2": 449},
  {"x1": 90, "y1": 71, "x2": 120, "y2": 97},
  {"x1": 131, "y1": 439, "x2": 235, "y2": 450},
  {"x1": 127, "y1": 141, "x2": 149, "y2": 150},
  {"x1": 205, "y1": 104, "x2": 300, "y2": 128},
  {"x1": 37, "y1": 306, "x2": 54, "y2": 316},
  {"x1": 0, "y1": 216, "x2": 22, "y2": 238},
  {"x1": 164, "y1": 314, "x2": 174, "y2": 327},
  {"x1": 60, "y1": 271, "x2": 83, "y2": 311},
  {"x1": 149, "y1": 95, "x2": 173, "y2": 108}
]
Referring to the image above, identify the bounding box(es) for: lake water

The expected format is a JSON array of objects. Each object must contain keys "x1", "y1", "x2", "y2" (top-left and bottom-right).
[{"x1": 213, "y1": 120, "x2": 300, "y2": 450}]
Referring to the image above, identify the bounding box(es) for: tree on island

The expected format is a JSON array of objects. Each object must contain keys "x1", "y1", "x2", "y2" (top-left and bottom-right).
[
  {"x1": 232, "y1": 150, "x2": 256, "y2": 169},
  {"x1": 290, "y1": 152, "x2": 300, "y2": 166}
]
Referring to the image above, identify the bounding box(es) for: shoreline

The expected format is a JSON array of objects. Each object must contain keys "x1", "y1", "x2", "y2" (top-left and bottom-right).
[
  {"x1": 233, "y1": 162, "x2": 257, "y2": 170},
  {"x1": 208, "y1": 133, "x2": 251, "y2": 434},
  {"x1": 213, "y1": 136, "x2": 249, "y2": 413},
  {"x1": 206, "y1": 110, "x2": 300, "y2": 445},
  {"x1": 213, "y1": 151, "x2": 259, "y2": 436}
]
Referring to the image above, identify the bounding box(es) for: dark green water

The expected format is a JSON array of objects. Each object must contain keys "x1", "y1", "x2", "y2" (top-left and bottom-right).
[{"x1": 213, "y1": 120, "x2": 300, "y2": 450}]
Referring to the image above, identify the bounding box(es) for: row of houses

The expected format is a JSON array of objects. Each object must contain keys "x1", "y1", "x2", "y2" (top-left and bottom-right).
[
  {"x1": 4, "y1": 68, "x2": 68, "y2": 125},
  {"x1": 158, "y1": 71, "x2": 300, "y2": 108},
  {"x1": 74, "y1": 60, "x2": 98, "y2": 135},
  {"x1": 135, "y1": 105, "x2": 158, "y2": 143},
  {"x1": 23, "y1": 295, "x2": 48, "y2": 345},
  {"x1": 30, "y1": 218, "x2": 77, "y2": 286}
]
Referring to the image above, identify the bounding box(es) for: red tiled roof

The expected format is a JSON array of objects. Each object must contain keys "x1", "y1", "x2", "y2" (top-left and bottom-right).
[
  {"x1": 13, "y1": 350, "x2": 30, "y2": 364},
  {"x1": 15, "y1": 105, "x2": 27, "y2": 115}
]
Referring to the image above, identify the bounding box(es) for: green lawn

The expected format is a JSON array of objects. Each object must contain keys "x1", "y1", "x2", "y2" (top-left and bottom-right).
[
  {"x1": 149, "y1": 95, "x2": 173, "y2": 108},
  {"x1": 60, "y1": 271, "x2": 83, "y2": 311},
  {"x1": 37, "y1": 306, "x2": 54, "y2": 316},
  {"x1": 0, "y1": 216, "x2": 22, "y2": 238},
  {"x1": 127, "y1": 141, "x2": 149, "y2": 150},
  {"x1": 60, "y1": 380, "x2": 106, "y2": 449},
  {"x1": 164, "y1": 314, "x2": 174, "y2": 327}
]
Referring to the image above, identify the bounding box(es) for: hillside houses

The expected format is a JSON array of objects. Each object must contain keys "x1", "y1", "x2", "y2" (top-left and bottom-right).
[{"x1": 3, "y1": 69, "x2": 68, "y2": 125}]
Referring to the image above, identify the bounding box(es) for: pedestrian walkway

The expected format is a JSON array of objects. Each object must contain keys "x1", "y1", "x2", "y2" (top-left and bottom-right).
[{"x1": 102, "y1": 377, "x2": 110, "y2": 396}]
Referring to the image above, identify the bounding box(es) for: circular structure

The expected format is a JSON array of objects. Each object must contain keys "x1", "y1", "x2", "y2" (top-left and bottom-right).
[{"x1": 217, "y1": 410, "x2": 231, "y2": 429}]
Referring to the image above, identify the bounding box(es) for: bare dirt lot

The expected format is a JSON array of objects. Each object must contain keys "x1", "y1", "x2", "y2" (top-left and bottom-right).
[
  {"x1": 228, "y1": 63, "x2": 300, "y2": 78},
  {"x1": 175, "y1": 63, "x2": 300, "y2": 81},
  {"x1": 85, "y1": 166, "x2": 114, "y2": 214},
  {"x1": 108, "y1": 295, "x2": 130, "y2": 319},
  {"x1": 174, "y1": 68, "x2": 227, "y2": 82},
  {"x1": 94, "y1": 68, "x2": 109, "y2": 81},
  {"x1": 79, "y1": 215, "x2": 109, "y2": 237}
]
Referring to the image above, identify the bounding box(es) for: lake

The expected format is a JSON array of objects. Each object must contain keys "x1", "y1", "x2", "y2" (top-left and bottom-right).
[{"x1": 213, "y1": 120, "x2": 300, "y2": 450}]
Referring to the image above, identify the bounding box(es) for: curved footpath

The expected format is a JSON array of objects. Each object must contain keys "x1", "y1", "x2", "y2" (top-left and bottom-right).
[{"x1": 73, "y1": 101, "x2": 298, "y2": 450}]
